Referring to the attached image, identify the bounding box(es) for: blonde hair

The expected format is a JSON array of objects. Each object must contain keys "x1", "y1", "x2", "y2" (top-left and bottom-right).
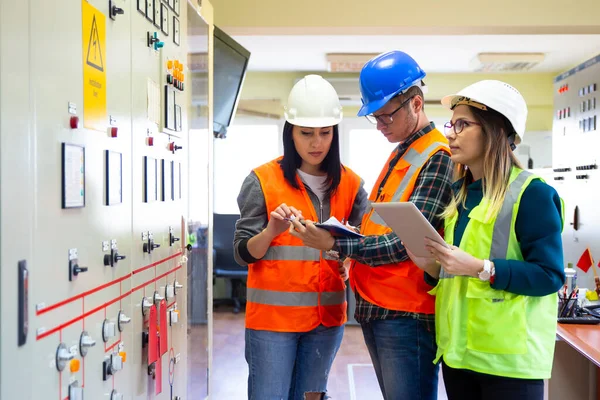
[{"x1": 442, "y1": 106, "x2": 524, "y2": 222}]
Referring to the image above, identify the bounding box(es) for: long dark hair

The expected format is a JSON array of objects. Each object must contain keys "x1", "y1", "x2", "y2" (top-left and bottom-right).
[{"x1": 278, "y1": 121, "x2": 343, "y2": 196}]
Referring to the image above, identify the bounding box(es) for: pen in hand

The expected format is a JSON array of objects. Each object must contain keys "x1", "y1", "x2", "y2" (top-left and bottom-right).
[{"x1": 284, "y1": 215, "x2": 306, "y2": 225}]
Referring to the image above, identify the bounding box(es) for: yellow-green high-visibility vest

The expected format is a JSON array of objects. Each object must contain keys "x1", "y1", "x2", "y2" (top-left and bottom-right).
[{"x1": 430, "y1": 167, "x2": 564, "y2": 379}]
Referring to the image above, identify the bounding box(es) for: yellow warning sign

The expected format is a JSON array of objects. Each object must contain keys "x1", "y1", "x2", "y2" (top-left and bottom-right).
[{"x1": 82, "y1": 0, "x2": 106, "y2": 132}]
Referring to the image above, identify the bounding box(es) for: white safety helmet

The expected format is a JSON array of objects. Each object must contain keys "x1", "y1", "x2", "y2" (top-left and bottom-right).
[
  {"x1": 441, "y1": 80, "x2": 528, "y2": 145},
  {"x1": 284, "y1": 74, "x2": 343, "y2": 128}
]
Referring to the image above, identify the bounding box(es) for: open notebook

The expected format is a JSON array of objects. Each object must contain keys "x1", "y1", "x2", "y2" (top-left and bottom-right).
[{"x1": 315, "y1": 216, "x2": 364, "y2": 239}]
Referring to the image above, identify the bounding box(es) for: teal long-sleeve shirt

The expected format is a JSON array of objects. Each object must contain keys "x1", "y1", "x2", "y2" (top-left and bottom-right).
[{"x1": 440, "y1": 178, "x2": 565, "y2": 297}]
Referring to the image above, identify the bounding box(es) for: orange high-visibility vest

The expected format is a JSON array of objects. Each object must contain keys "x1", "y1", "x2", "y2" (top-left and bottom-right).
[
  {"x1": 247, "y1": 158, "x2": 362, "y2": 332},
  {"x1": 349, "y1": 129, "x2": 450, "y2": 314}
]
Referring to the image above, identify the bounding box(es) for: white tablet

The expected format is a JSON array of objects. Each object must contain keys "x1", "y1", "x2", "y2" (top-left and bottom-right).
[{"x1": 371, "y1": 202, "x2": 449, "y2": 257}]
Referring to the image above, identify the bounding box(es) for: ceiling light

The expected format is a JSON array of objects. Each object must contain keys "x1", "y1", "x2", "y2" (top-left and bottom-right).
[
  {"x1": 326, "y1": 53, "x2": 379, "y2": 73},
  {"x1": 470, "y1": 52, "x2": 545, "y2": 72}
]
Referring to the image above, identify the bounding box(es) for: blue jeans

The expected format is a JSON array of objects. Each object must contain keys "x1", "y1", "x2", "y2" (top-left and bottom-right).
[
  {"x1": 361, "y1": 317, "x2": 439, "y2": 400},
  {"x1": 245, "y1": 325, "x2": 344, "y2": 400}
]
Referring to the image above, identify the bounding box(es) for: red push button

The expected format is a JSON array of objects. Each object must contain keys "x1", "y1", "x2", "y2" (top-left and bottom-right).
[
  {"x1": 109, "y1": 127, "x2": 118, "y2": 138},
  {"x1": 147, "y1": 137, "x2": 154, "y2": 146},
  {"x1": 70, "y1": 116, "x2": 79, "y2": 129}
]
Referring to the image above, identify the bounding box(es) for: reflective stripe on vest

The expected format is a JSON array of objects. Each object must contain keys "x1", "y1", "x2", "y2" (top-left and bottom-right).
[
  {"x1": 490, "y1": 170, "x2": 532, "y2": 259},
  {"x1": 263, "y1": 246, "x2": 321, "y2": 261},
  {"x1": 439, "y1": 170, "x2": 533, "y2": 280},
  {"x1": 247, "y1": 288, "x2": 346, "y2": 306},
  {"x1": 369, "y1": 141, "x2": 449, "y2": 226}
]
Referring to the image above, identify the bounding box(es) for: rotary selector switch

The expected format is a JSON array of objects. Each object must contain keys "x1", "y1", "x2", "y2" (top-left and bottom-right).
[{"x1": 79, "y1": 331, "x2": 96, "y2": 357}]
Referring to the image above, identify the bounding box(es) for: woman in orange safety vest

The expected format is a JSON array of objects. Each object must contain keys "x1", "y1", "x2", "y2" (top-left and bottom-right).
[{"x1": 233, "y1": 74, "x2": 368, "y2": 400}]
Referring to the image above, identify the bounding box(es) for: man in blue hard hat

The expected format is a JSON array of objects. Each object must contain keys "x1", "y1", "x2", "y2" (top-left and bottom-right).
[
  {"x1": 350, "y1": 50, "x2": 454, "y2": 399},
  {"x1": 290, "y1": 51, "x2": 454, "y2": 399}
]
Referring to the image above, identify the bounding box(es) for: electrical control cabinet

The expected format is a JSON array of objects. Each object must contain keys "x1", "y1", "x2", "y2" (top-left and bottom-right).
[
  {"x1": 548, "y1": 53, "x2": 600, "y2": 292},
  {"x1": 0, "y1": 0, "x2": 213, "y2": 399}
]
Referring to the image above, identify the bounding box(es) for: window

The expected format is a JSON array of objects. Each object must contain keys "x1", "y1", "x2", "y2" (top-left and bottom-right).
[
  {"x1": 213, "y1": 122, "x2": 281, "y2": 214},
  {"x1": 342, "y1": 118, "x2": 450, "y2": 195},
  {"x1": 346, "y1": 128, "x2": 397, "y2": 194}
]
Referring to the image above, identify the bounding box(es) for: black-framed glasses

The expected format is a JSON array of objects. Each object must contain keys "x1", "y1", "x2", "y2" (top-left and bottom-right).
[
  {"x1": 366, "y1": 96, "x2": 414, "y2": 125},
  {"x1": 444, "y1": 119, "x2": 481, "y2": 135}
]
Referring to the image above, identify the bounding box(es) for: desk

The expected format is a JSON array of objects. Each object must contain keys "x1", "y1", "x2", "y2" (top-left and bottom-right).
[
  {"x1": 556, "y1": 324, "x2": 600, "y2": 367},
  {"x1": 549, "y1": 324, "x2": 600, "y2": 400}
]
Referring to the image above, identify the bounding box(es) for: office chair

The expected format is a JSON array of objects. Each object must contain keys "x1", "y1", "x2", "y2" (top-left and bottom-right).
[{"x1": 213, "y1": 213, "x2": 247, "y2": 313}]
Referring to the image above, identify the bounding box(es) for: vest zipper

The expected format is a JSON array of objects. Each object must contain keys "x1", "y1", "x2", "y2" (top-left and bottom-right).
[{"x1": 319, "y1": 199, "x2": 323, "y2": 223}]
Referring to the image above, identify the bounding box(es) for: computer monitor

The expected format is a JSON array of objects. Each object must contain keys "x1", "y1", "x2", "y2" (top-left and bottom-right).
[{"x1": 213, "y1": 25, "x2": 251, "y2": 138}]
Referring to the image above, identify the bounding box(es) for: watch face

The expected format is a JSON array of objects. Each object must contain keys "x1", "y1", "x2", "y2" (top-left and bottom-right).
[{"x1": 478, "y1": 271, "x2": 491, "y2": 281}]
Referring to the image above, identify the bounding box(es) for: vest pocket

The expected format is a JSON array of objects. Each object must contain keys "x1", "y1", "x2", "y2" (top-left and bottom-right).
[{"x1": 466, "y1": 279, "x2": 527, "y2": 355}]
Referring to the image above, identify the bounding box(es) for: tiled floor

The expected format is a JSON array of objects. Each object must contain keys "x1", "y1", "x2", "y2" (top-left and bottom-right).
[
  {"x1": 205, "y1": 309, "x2": 448, "y2": 399},
  {"x1": 187, "y1": 323, "x2": 209, "y2": 399}
]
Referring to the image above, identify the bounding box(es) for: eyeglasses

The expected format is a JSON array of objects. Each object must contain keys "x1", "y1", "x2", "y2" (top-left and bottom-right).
[
  {"x1": 366, "y1": 96, "x2": 414, "y2": 125},
  {"x1": 444, "y1": 119, "x2": 481, "y2": 135}
]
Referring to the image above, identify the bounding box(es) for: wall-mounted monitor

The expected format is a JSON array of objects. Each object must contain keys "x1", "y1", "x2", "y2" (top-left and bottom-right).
[{"x1": 213, "y1": 25, "x2": 250, "y2": 138}]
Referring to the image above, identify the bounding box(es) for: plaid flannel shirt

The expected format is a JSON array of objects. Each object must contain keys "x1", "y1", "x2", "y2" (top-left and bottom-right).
[{"x1": 336, "y1": 123, "x2": 454, "y2": 323}]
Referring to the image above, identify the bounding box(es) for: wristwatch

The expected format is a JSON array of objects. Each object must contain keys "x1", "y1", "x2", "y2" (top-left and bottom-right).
[{"x1": 478, "y1": 259, "x2": 494, "y2": 281}]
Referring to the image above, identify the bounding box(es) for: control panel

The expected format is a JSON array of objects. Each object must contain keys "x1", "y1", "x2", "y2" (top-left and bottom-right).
[
  {"x1": 0, "y1": 0, "x2": 213, "y2": 399},
  {"x1": 548, "y1": 53, "x2": 600, "y2": 292}
]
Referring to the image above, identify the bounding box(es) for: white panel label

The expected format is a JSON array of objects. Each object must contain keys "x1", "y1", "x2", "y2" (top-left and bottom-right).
[{"x1": 63, "y1": 144, "x2": 85, "y2": 208}]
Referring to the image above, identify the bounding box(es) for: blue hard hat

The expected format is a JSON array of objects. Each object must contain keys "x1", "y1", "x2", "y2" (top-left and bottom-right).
[{"x1": 357, "y1": 51, "x2": 426, "y2": 117}]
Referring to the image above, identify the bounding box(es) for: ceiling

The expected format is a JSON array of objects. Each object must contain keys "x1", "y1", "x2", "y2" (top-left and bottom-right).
[{"x1": 192, "y1": 34, "x2": 600, "y2": 74}]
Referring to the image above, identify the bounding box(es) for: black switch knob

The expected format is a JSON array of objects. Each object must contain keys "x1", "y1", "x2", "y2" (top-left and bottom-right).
[
  {"x1": 144, "y1": 239, "x2": 160, "y2": 253},
  {"x1": 109, "y1": 0, "x2": 125, "y2": 20},
  {"x1": 69, "y1": 258, "x2": 88, "y2": 281},
  {"x1": 104, "y1": 249, "x2": 126, "y2": 267},
  {"x1": 72, "y1": 264, "x2": 88, "y2": 276},
  {"x1": 148, "y1": 362, "x2": 156, "y2": 379},
  {"x1": 186, "y1": 244, "x2": 192, "y2": 252}
]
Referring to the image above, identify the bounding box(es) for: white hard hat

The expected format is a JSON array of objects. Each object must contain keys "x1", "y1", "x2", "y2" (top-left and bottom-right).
[
  {"x1": 284, "y1": 74, "x2": 343, "y2": 128},
  {"x1": 441, "y1": 80, "x2": 528, "y2": 144}
]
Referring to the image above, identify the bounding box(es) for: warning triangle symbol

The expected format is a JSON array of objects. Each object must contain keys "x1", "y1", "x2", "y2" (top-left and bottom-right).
[{"x1": 86, "y1": 15, "x2": 104, "y2": 72}]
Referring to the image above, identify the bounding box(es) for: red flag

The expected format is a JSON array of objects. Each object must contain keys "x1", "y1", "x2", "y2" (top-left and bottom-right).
[{"x1": 577, "y1": 248, "x2": 593, "y2": 273}]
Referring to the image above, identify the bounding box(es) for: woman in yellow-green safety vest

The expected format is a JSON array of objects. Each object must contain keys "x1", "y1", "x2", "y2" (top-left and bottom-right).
[{"x1": 406, "y1": 80, "x2": 565, "y2": 400}]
